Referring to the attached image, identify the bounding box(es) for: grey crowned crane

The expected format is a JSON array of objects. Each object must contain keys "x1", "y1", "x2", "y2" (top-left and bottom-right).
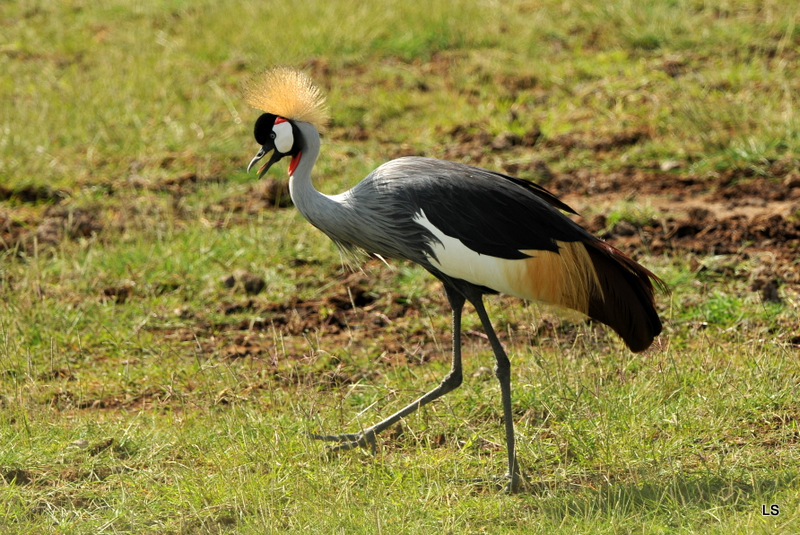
[{"x1": 245, "y1": 67, "x2": 665, "y2": 492}]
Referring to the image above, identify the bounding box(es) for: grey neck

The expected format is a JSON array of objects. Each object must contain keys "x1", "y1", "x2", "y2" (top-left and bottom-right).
[{"x1": 287, "y1": 121, "x2": 349, "y2": 236}]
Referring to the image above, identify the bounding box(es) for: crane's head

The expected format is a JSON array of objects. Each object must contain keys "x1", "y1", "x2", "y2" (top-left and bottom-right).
[
  {"x1": 244, "y1": 67, "x2": 329, "y2": 178},
  {"x1": 247, "y1": 114, "x2": 300, "y2": 178}
]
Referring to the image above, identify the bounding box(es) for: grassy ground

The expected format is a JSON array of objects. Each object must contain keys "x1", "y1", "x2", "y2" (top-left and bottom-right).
[{"x1": 2, "y1": 0, "x2": 800, "y2": 533}]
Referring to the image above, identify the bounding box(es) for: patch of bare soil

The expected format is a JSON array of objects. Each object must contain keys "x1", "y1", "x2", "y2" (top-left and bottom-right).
[
  {"x1": 0, "y1": 184, "x2": 66, "y2": 204},
  {"x1": 47, "y1": 385, "x2": 173, "y2": 412},
  {"x1": 0, "y1": 204, "x2": 103, "y2": 253},
  {"x1": 34, "y1": 206, "x2": 103, "y2": 246},
  {"x1": 0, "y1": 211, "x2": 28, "y2": 251},
  {"x1": 553, "y1": 168, "x2": 800, "y2": 290},
  {"x1": 139, "y1": 270, "x2": 454, "y2": 393},
  {"x1": 207, "y1": 271, "x2": 441, "y2": 365}
]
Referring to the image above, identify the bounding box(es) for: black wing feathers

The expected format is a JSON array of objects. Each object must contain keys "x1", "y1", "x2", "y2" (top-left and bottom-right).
[{"x1": 398, "y1": 158, "x2": 591, "y2": 259}]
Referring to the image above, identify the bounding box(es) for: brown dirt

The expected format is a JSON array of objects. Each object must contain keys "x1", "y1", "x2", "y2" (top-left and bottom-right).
[
  {"x1": 203, "y1": 271, "x2": 444, "y2": 369},
  {"x1": 205, "y1": 177, "x2": 292, "y2": 221},
  {"x1": 0, "y1": 203, "x2": 104, "y2": 253},
  {"x1": 550, "y1": 168, "x2": 800, "y2": 289}
]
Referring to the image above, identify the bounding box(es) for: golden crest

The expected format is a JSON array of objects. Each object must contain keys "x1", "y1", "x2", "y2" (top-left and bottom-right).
[{"x1": 244, "y1": 67, "x2": 330, "y2": 130}]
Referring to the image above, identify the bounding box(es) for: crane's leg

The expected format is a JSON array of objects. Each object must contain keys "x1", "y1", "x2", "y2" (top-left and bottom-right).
[
  {"x1": 310, "y1": 286, "x2": 466, "y2": 452},
  {"x1": 470, "y1": 296, "x2": 522, "y2": 493}
]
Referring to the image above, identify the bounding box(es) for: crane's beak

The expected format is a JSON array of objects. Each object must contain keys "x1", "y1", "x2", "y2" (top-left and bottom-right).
[{"x1": 247, "y1": 146, "x2": 283, "y2": 179}]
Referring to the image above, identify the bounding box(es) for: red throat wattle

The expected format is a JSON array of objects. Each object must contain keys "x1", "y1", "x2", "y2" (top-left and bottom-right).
[{"x1": 288, "y1": 151, "x2": 302, "y2": 176}]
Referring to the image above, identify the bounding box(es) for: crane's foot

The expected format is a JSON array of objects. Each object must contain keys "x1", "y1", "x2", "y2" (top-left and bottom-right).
[
  {"x1": 502, "y1": 461, "x2": 527, "y2": 493},
  {"x1": 308, "y1": 429, "x2": 377, "y2": 455},
  {"x1": 505, "y1": 471, "x2": 523, "y2": 494}
]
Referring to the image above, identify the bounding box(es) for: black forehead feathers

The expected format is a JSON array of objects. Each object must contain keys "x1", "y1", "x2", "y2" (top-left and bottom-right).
[{"x1": 253, "y1": 113, "x2": 278, "y2": 145}]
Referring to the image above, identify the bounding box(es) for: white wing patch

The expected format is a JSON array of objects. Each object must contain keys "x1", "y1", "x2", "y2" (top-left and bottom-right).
[
  {"x1": 412, "y1": 209, "x2": 599, "y2": 314},
  {"x1": 413, "y1": 209, "x2": 526, "y2": 297}
]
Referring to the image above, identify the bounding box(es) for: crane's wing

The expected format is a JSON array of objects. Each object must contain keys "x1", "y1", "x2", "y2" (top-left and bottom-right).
[{"x1": 387, "y1": 157, "x2": 593, "y2": 260}]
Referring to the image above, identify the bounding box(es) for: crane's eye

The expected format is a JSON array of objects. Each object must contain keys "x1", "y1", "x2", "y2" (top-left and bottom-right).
[{"x1": 270, "y1": 132, "x2": 276, "y2": 140}]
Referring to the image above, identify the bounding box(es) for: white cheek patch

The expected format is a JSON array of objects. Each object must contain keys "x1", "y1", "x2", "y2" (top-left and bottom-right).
[{"x1": 273, "y1": 120, "x2": 294, "y2": 153}]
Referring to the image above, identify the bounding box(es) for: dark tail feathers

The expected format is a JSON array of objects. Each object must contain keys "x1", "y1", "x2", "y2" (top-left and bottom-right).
[{"x1": 584, "y1": 240, "x2": 665, "y2": 352}]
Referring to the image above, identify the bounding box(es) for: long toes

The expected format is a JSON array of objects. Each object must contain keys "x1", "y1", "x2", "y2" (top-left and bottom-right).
[
  {"x1": 504, "y1": 470, "x2": 526, "y2": 494},
  {"x1": 327, "y1": 439, "x2": 363, "y2": 452},
  {"x1": 308, "y1": 431, "x2": 377, "y2": 453},
  {"x1": 308, "y1": 432, "x2": 361, "y2": 444}
]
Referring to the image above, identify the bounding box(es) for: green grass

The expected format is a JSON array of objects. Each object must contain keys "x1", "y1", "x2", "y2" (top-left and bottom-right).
[{"x1": 2, "y1": 0, "x2": 800, "y2": 533}]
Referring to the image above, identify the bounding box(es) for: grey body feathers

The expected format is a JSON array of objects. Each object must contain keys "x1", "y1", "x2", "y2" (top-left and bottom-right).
[{"x1": 304, "y1": 155, "x2": 592, "y2": 268}]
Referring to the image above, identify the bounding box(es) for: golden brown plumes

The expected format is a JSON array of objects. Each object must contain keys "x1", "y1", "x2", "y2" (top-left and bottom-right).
[
  {"x1": 518, "y1": 242, "x2": 603, "y2": 314},
  {"x1": 244, "y1": 67, "x2": 330, "y2": 130},
  {"x1": 518, "y1": 239, "x2": 663, "y2": 352}
]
